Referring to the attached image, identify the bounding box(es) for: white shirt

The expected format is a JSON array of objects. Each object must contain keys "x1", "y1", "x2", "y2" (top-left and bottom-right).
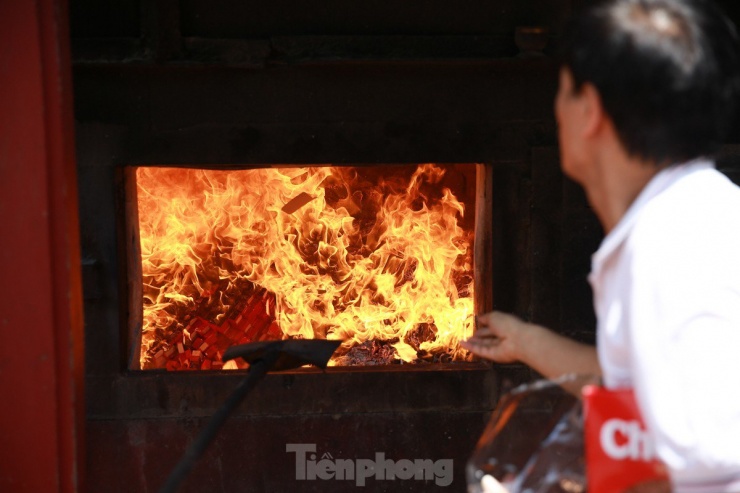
[{"x1": 589, "y1": 160, "x2": 740, "y2": 493}]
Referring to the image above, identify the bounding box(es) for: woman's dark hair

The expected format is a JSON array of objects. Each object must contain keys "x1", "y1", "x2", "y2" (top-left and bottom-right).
[{"x1": 562, "y1": 0, "x2": 740, "y2": 165}]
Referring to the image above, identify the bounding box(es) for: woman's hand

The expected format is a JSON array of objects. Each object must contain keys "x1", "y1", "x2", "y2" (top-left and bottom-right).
[
  {"x1": 462, "y1": 311, "x2": 601, "y2": 379},
  {"x1": 461, "y1": 311, "x2": 534, "y2": 364}
]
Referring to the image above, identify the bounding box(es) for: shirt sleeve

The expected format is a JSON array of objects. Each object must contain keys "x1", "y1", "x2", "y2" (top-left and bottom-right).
[{"x1": 625, "y1": 227, "x2": 740, "y2": 488}]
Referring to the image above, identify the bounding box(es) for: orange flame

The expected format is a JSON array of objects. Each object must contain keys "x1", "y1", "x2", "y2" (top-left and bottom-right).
[{"x1": 137, "y1": 164, "x2": 475, "y2": 368}]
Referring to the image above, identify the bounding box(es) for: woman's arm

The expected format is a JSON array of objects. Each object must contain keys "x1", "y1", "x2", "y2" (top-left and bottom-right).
[{"x1": 461, "y1": 311, "x2": 601, "y2": 379}]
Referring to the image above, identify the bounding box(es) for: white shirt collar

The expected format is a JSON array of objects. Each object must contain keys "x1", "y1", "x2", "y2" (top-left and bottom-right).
[{"x1": 590, "y1": 159, "x2": 715, "y2": 275}]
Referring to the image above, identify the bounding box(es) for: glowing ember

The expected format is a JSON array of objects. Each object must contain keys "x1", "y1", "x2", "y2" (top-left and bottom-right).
[{"x1": 136, "y1": 164, "x2": 475, "y2": 369}]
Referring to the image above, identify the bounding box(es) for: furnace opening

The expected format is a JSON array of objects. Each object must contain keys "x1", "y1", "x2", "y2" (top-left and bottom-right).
[{"x1": 130, "y1": 164, "x2": 479, "y2": 370}]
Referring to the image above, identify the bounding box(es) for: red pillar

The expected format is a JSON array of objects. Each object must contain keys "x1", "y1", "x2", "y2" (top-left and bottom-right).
[{"x1": 0, "y1": 1, "x2": 85, "y2": 492}]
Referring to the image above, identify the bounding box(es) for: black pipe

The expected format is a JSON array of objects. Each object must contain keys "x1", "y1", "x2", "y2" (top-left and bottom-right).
[{"x1": 158, "y1": 350, "x2": 279, "y2": 493}]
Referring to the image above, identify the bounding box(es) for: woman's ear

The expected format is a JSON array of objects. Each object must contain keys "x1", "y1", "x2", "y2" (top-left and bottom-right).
[{"x1": 580, "y1": 82, "x2": 607, "y2": 138}]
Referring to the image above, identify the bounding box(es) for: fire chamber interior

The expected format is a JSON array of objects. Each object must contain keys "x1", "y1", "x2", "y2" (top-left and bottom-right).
[{"x1": 131, "y1": 164, "x2": 478, "y2": 369}]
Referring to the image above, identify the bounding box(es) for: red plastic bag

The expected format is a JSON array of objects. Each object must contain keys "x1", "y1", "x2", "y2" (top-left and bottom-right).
[{"x1": 582, "y1": 385, "x2": 668, "y2": 493}]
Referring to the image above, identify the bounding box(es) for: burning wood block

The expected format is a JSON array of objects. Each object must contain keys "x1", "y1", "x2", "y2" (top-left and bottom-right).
[
  {"x1": 219, "y1": 319, "x2": 235, "y2": 333},
  {"x1": 188, "y1": 317, "x2": 208, "y2": 334},
  {"x1": 201, "y1": 359, "x2": 212, "y2": 370},
  {"x1": 179, "y1": 349, "x2": 191, "y2": 364},
  {"x1": 238, "y1": 298, "x2": 268, "y2": 333},
  {"x1": 153, "y1": 349, "x2": 166, "y2": 367},
  {"x1": 211, "y1": 336, "x2": 231, "y2": 353},
  {"x1": 192, "y1": 337, "x2": 205, "y2": 350},
  {"x1": 205, "y1": 333, "x2": 219, "y2": 347},
  {"x1": 254, "y1": 315, "x2": 279, "y2": 341},
  {"x1": 224, "y1": 326, "x2": 242, "y2": 342},
  {"x1": 233, "y1": 292, "x2": 260, "y2": 326},
  {"x1": 268, "y1": 321, "x2": 282, "y2": 337},
  {"x1": 261, "y1": 321, "x2": 283, "y2": 341},
  {"x1": 281, "y1": 192, "x2": 315, "y2": 214},
  {"x1": 244, "y1": 318, "x2": 270, "y2": 342}
]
